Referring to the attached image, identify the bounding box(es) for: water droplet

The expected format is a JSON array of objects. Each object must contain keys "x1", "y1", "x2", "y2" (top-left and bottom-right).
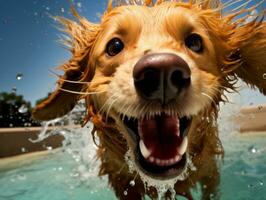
[
  {"x1": 46, "y1": 6, "x2": 50, "y2": 11},
  {"x1": 9, "y1": 123, "x2": 13, "y2": 127},
  {"x1": 248, "y1": 184, "x2": 254, "y2": 188},
  {"x1": 18, "y1": 104, "x2": 28, "y2": 113},
  {"x1": 46, "y1": 146, "x2": 53, "y2": 151},
  {"x1": 21, "y1": 147, "x2": 26, "y2": 153},
  {"x1": 263, "y1": 73, "x2": 266, "y2": 80},
  {"x1": 259, "y1": 180, "x2": 264, "y2": 186},
  {"x1": 203, "y1": 184, "x2": 207, "y2": 189},
  {"x1": 123, "y1": 189, "x2": 128, "y2": 196},
  {"x1": 16, "y1": 73, "x2": 23, "y2": 80},
  {"x1": 129, "y1": 180, "x2": 135, "y2": 187},
  {"x1": 17, "y1": 174, "x2": 26, "y2": 181},
  {"x1": 61, "y1": 8, "x2": 65, "y2": 13},
  {"x1": 248, "y1": 146, "x2": 259, "y2": 154},
  {"x1": 77, "y1": 2, "x2": 82, "y2": 8},
  {"x1": 241, "y1": 170, "x2": 247, "y2": 175},
  {"x1": 24, "y1": 122, "x2": 32, "y2": 127}
]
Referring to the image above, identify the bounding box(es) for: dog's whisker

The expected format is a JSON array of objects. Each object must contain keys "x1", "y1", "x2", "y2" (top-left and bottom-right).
[
  {"x1": 222, "y1": 0, "x2": 236, "y2": 7},
  {"x1": 132, "y1": 103, "x2": 143, "y2": 119},
  {"x1": 117, "y1": 163, "x2": 127, "y2": 175},
  {"x1": 105, "y1": 97, "x2": 120, "y2": 122},
  {"x1": 98, "y1": 93, "x2": 118, "y2": 115},
  {"x1": 230, "y1": 0, "x2": 253, "y2": 12},
  {"x1": 122, "y1": 103, "x2": 134, "y2": 121},
  {"x1": 139, "y1": 101, "x2": 150, "y2": 119},
  {"x1": 130, "y1": 171, "x2": 139, "y2": 185},
  {"x1": 201, "y1": 92, "x2": 216, "y2": 105},
  {"x1": 58, "y1": 87, "x2": 106, "y2": 95},
  {"x1": 222, "y1": 0, "x2": 245, "y2": 11},
  {"x1": 49, "y1": 69, "x2": 91, "y2": 84}
]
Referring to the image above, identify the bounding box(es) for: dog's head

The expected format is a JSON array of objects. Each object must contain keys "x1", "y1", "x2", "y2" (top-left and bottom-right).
[{"x1": 33, "y1": 1, "x2": 266, "y2": 180}]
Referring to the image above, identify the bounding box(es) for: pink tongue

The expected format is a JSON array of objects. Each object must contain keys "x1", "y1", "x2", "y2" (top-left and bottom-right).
[{"x1": 139, "y1": 114, "x2": 181, "y2": 160}]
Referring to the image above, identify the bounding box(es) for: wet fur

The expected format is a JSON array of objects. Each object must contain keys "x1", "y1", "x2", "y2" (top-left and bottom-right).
[{"x1": 32, "y1": 1, "x2": 266, "y2": 199}]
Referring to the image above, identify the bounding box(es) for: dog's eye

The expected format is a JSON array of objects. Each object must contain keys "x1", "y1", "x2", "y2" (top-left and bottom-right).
[
  {"x1": 106, "y1": 38, "x2": 124, "y2": 56},
  {"x1": 185, "y1": 34, "x2": 203, "y2": 53}
]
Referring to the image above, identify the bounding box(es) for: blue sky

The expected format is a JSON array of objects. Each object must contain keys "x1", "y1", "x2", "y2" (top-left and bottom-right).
[
  {"x1": 0, "y1": 0, "x2": 108, "y2": 105},
  {"x1": 0, "y1": 0, "x2": 265, "y2": 106}
]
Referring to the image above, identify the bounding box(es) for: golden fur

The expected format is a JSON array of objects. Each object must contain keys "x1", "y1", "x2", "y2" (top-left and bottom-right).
[{"x1": 32, "y1": 1, "x2": 266, "y2": 199}]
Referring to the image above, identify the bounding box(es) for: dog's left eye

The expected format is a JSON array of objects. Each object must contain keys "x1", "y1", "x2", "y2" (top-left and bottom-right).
[
  {"x1": 106, "y1": 38, "x2": 124, "y2": 56},
  {"x1": 185, "y1": 34, "x2": 203, "y2": 53}
]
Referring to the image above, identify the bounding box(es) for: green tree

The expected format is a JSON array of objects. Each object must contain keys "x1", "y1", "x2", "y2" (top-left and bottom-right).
[{"x1": 0, "y1": 92, "x2": 40, "y2": 127}]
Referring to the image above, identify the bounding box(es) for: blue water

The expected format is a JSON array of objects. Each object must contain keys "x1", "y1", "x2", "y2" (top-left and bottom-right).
[{"x1": 0, "y1": 133, "x2": 266, "y2": 200}]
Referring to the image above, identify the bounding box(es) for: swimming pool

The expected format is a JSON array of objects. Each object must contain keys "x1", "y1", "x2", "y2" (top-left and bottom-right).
[{"x1": 1, "y1": 128, "x2": 266, "y2": 200}]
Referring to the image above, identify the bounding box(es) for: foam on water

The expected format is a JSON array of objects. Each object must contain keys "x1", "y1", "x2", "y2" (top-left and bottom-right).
[{"x1": 125, "y1": 150, "x2": 196, "y2": 199}]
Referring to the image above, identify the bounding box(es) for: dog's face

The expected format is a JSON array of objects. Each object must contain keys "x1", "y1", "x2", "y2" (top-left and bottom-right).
[
  {"x1": 88, "y1": 3, "x2": 221, "y2": 179},
  {"x1": 32, "y1": 1, "x2": 266, "y2": 182}
]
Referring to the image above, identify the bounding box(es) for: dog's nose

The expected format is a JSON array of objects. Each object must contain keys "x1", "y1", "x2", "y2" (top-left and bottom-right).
[{"x1": 133, "y1": 53, "x2": 191, "y2": 105}]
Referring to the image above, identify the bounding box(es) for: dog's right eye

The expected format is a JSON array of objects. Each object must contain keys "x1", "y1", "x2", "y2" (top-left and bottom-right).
[{"x1": 106, "y1": 38, "x2": 124, "y2": 56}]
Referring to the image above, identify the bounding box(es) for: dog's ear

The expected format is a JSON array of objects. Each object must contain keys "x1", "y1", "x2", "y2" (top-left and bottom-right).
[
  {"x1": 232, "y1": 20, "x2": 266, "y2": 95},
  {"x1": 32, "y1": 12, "x2": 100, "y2": 121}
]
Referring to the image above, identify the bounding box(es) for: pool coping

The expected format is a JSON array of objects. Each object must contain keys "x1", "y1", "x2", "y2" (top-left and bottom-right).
[{"x1": 0, "y1": 149, "x2": 60, "y2": 171}]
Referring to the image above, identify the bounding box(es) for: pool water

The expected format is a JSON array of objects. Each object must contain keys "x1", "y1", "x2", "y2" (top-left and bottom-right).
[
  {"x1": 0, "y1": 151, "x2": 116, "y2": 200},
  {"x1": 0, "y1": 99, "x2": 266, "y2": 200},
  {"x1": 1, "y1": 131, "x2": 266, "y2": 200}
]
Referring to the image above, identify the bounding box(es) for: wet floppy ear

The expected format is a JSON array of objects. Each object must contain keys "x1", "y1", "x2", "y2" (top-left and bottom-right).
[
  {"x1": 32, "y1": 11, "x2": 100, "y2": 121},
  {"x1": 232, "y1": 20, "x2": 266, "y2": 95}
]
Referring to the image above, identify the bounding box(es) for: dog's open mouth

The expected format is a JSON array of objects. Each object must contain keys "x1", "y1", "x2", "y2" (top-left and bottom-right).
[{"x1": 122, "y1": 113, "x2": 192, "y2": 179}]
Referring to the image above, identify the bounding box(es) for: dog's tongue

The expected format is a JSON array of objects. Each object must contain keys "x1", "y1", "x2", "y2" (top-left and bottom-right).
[{"x1": 138, "y1": 114, "x2": 182, "y2": 160}]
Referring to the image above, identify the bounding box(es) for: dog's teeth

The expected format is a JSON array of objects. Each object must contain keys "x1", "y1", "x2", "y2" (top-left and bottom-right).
[
  {"x1": 156, "y1": 158, "x2": 161, "y2": 165},
  {"x1": 139, "y1": 140, "x2": 152, "y2": 159},
  {"x1": 175, "y1": 155, "x2": 181, "y2": 162},
  {"x1": 177, "y1": 136, "x2": 188, "y2": 156},
  {"x1": 149, "y1": 156, "x2": 155, "y2": 162}
]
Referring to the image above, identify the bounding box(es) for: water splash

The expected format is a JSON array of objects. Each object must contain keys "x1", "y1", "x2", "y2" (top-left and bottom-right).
[
  {"x1": 125, "y1": 150, "x2": 196, "y2": 199},
  {"x1": 31, "y1": 100, "x2": 105, "y2": 190}
]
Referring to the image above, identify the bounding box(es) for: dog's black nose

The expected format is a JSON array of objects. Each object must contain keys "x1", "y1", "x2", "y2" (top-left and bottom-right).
[{"x1": 133, "y1": 53, "x2": 191, "y2": 105}]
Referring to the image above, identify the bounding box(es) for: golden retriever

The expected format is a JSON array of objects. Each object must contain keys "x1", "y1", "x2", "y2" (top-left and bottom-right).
[{"x1": 32, "y1": 0, "x2": 266, "y2": 199}]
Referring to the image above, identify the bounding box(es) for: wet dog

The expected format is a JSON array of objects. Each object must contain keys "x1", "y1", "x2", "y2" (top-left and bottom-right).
[{"x1": 33, "y1": 0, "x2": 266, "y2": 199}]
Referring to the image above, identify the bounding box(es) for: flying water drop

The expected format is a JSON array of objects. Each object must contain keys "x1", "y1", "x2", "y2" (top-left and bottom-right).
[
  {"x1": 16, "y1": 73, "x2": 23, "y2": 80},
  {"x1": 18, "y1": 104, "x2": 28, "y2": 113},
  {"x1": 123, "y1": 189, "x2": 128, "y2": 196},
  {"x1": 129, "y1": 180, "x2": 135, "y2": 187},
  {"x1": 248, "y1": 146, "x2": 259, "y2": 154},
  {"x1": 12, "y1": 87, "x2": 17, "y2": 93}
]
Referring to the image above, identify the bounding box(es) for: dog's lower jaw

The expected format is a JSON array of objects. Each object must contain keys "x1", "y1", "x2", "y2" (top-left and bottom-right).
[{"x1": 93, "y1": 110, "x2": 223, "y2": 200}]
